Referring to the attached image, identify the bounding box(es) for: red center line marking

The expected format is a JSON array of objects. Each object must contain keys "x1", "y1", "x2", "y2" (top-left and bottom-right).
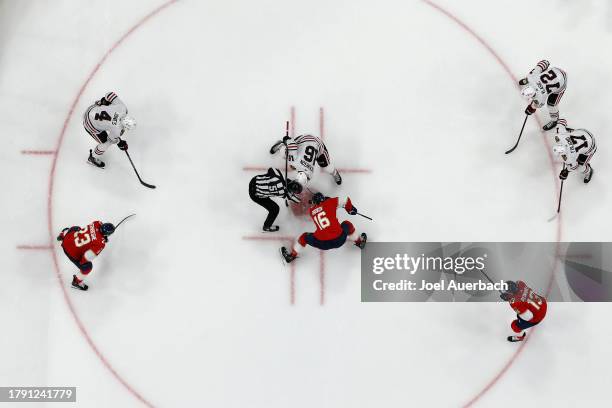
[
  {"x1": 319, "y1": 250, "x2": 325, "y2": 305},
  {"x1": 244, "y1": 106, "x2": 370, "y2": 305},
  {"x1": 318, "y1": 107, "x2": 326, "y2": 305},
  {"x1": 17, "y1": 245, "x2": 52, "y2": 250},
  {"x1": 290, "y1": 106, "x2": 296, "y2": 137},
  {"x1": 21, "y1": 150, "x2": 56, "y2": 155}
]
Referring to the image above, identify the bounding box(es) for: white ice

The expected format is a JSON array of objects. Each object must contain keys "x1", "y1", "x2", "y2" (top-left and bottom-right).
[{"x1": 2, "y1": 0, "x2": 612, "y2": 407}]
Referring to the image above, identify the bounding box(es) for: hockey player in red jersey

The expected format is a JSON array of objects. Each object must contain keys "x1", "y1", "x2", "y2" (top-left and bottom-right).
[
  {"x1": 500, "y1": 280, "x2": 548, "y2": 342},
  {"x1": 281, "y1": 192, "x2": 367, "y2": 263},
  {"x1": 56, "y1": 220, "x2": 116, "y2": 291}
]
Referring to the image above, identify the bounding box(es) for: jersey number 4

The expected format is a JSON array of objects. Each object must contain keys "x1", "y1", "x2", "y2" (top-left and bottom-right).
[
  {"x1": 94, "y1": 111, "x2": 112, "y2": 121},
  {"x1": 313, "y1": 211, "x2": 331, "y2": 230},
  {"x1": 570, "y1": 135, "x2": 588, "y2": 152},
  {"x1": 74, "y1": 227, "x2": 92, "y2": 248}
]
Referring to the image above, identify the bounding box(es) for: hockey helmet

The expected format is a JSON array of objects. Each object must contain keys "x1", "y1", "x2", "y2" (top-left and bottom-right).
[
  {"x1": 100, "y1": 223, "x2": 116, "y2": 237},
  {"x1": 310, "y1": 192, "x2": 326, "y2": 205},
  {"x1": 504, "y1": 280, "x2": 519, "y2": 294},
  {"x1": 552, "y1": 144, "x2": 567, "y2": 156},
  {"x1": 287, "y1": 179, "x2": 303, "y2": 194},
  {"x1": 121, "y1": 115, "x2": 137, "y2": 131},
  {"x1": 520, "y1": 86, "x2": 536, "y2": 100}
]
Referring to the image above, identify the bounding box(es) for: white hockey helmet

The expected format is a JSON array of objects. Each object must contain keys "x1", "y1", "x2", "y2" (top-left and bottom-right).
[
  {"x1": 552, "y1": 144, "x2": 567, "y2": 156},
  {"x1": 295, "y1": 171, "x2": 308, "y2": 187},
  {"x1": 520, "y1": 86, "x2": 536, "y2": 100},
  {"x1": 121, "y1": 115, "x2": 137, "y2": 131}
]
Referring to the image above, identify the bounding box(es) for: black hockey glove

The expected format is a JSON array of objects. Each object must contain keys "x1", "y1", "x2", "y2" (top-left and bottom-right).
[
  {"x1": 524, "y1": 104, "x2": 536, "y2": 116},
  {"x1": 348, "y1": 206, "x2": 358, "y2": 216},
  {"x1": 518, "y1": 78, "x2": 529, "y2": 86},
  {"x1": 96, "y1": 97, "x2": 111, "y2": 106},
  {"x1": 117, "y1": 139, "x2": 128, "y2": 151},
  {"x1": 577, "y1": 154, "x2": 588, "y2": 166},
  {"x1": 559, "y1": 167, "x2": 569, "y2": 180},
  {"x1": 282, "y1": 135, "x2": 291, "y2": 144},
  {"x1": 57, "y1": 228, "x2": 69, "y2": 241}
]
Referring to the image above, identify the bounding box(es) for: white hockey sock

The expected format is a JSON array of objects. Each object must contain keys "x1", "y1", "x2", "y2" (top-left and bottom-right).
[
  {"x1": 581, "y1": 164, "x2": 592, "y2": 174},
  {"x1": 548, "y1": 107, "x2": 559, "y2": 121}
]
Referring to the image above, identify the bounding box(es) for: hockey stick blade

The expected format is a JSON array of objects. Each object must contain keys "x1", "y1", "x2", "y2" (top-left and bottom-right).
[{"x1": 140, "y1": 180, "x2": 156, "y2": 189}]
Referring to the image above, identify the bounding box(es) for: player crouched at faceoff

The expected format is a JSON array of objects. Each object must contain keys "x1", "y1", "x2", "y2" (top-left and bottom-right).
[
  {"x1": 551, "y1": 119, "x2": 596, "y2": 183},
  {"x1": 281, "y1": 192, "x2": 367, "y2": 263},
  {"x1": 518, "y1": 60, "x2": 567, "y2": 131},
  {"x1": 57, "y1": 220, "x2": 116, "y2": 291},
  {"x1": 500, "y1": 280, "x2": 547, "y2": 342},
  {"x1": 270, "y1": 134, "x2": 342, "y2": 191},
  {"x1": 83, "y1": 92, "x2": 137, "y2": 168}
]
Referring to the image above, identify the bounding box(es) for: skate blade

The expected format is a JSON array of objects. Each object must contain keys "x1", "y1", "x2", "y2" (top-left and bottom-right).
[{"x1": 86, "y1": 160, "x2": 105, "y2": 169}]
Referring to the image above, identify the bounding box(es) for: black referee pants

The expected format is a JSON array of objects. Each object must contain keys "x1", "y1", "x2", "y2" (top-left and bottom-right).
[{"x1": 249, "y1": 178, "x2": 280, "y2": 229}]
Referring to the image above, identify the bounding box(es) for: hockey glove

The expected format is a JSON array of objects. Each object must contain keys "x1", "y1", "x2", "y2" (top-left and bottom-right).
[
  {"x1": 348, "y1": 206, "x2": 358, "y2": 216},
  {"x1": 518, "y1": 78, "x2": 529, "y2": 86},
  {"x1": 117, "y1": 139, "x2": 128, "y2": 151},
  {"x1": 57, "y1": 228, "x2": 69, "y2": 241},
  {"x1": 577, "y1": 153, "x2": 588, "y2": 166},
  {"x1": 282, "y1": 135, "x2": 291, "y2": 144},
  {"x1": 559, "y1": 167, "x2": 569, "y2": 180},
  {"x1": 524, "y1": 104, "x2": 536, "y2": 116}
]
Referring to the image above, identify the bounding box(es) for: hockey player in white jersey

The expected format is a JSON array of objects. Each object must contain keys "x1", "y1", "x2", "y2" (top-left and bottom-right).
[
  {"x1": 83, "y1": 92, "x2": 137, "y2": 168},
  {"x1": 518, "y1": 60, "x2": 567, "y2": 131},
  {"x1": 270, "y1": 134, "x2": 341, "y2": 192},
  {"x1": 551, "y1": 119, "x2": 596, "y2": 183}
]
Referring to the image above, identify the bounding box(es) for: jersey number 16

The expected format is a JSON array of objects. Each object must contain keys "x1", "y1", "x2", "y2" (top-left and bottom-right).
[{"x1": 314, "y1": 211, "x2": 331, "y2": 230}]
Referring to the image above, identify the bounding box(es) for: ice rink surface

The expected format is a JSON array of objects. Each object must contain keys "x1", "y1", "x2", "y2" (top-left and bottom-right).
[{"x1": 2, "y1": 0, "x2": 612, "y2": 406}]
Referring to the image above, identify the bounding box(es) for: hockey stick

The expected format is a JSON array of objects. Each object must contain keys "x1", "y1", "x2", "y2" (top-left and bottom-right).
[
  {"x1": 479, "y1": 269, "x2": 503, "y2": 294},
  {"x1": 284, "y1": 121, "x2": 289, "y2": 207},
  {"x1": 124, "y1": 150, "x2": 156, "y2": 189},
  {"x1": 505, "y1": 114, "x2": 529, "y2": 154},
  {"x1": 547, "y1": 165, "x2": 565, "y2": 222},
  {"x1": 115, "y1": 213, "x2": 136, "y2": 229},
  {"x1": 356, "y1": 212, "x2": 373, "y2": 221}
]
